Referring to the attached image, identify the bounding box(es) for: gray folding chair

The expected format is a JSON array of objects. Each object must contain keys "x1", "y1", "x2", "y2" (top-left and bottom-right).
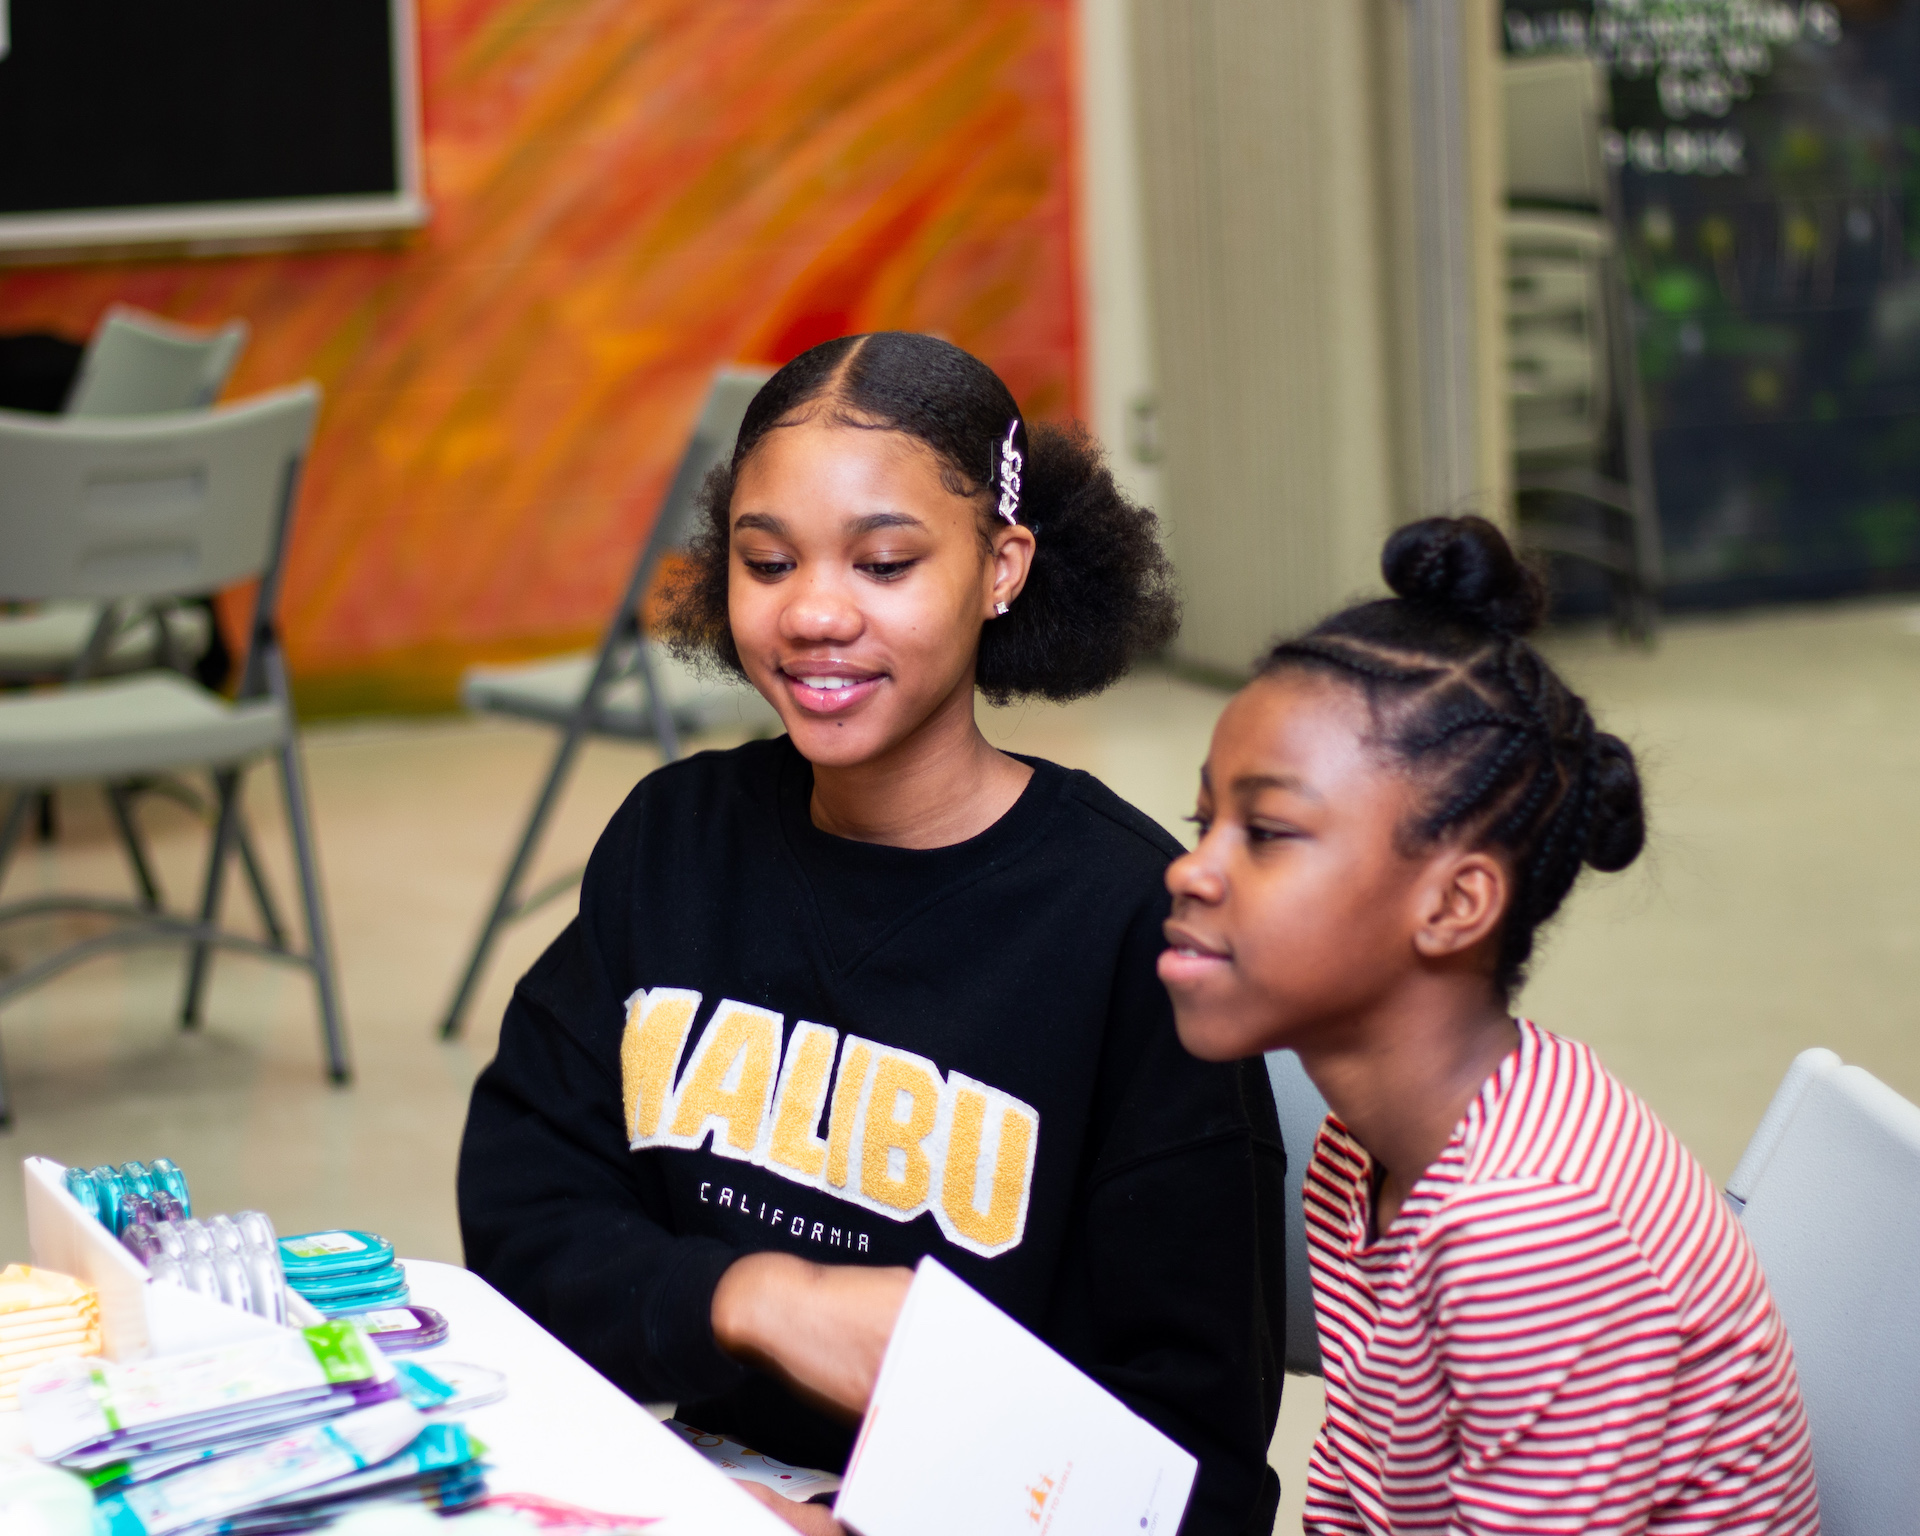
[
  {"x1": 1726, "y1": 1049, "x2": 1920, "y2": 1536},
  {"x1": 0, "y1": 385, "x2": 349, "y2": 1124},
  {"x1": 65, "y1": 305, "x2": 249, "y2": 417},
  {"x1": 438, "y1": 367, "x2": 775, "y2": 1039},
  {"x1": 0, "y1": 306, "x2": 249, "y2": 688},
  {"x1": 1264, "y1": 1049, "x2": 1329, "y2": 1376}
]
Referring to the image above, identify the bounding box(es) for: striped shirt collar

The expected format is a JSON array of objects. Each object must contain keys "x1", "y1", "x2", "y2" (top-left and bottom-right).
[{"x1": 1327, "y1": 1018, "x2": 1539, "y2": 1257}]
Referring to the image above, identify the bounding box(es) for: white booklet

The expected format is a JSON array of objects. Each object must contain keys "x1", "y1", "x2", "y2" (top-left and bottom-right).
[{"x1": 835, "y1": 1258, "x2": 1196, "y2": 1536}]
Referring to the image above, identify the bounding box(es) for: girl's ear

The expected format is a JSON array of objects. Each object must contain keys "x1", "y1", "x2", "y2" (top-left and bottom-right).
[
  {"x1": 1411, "y1": 849, "x2": 1509, "y2": 963},
  {"x1": 986, "y1": 523, "x2": 1037, "y2": 617}
]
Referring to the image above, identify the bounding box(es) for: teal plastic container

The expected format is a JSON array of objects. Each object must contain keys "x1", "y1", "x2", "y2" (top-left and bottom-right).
[
  {"x1": 314, "y1": 1276, "x2": 413, "y2": 1316},
  {"x1": 65, "y1": 1158, "x2": 192, "y2": 1234},
  {"x1": 288, "y1": 1259, "x2": 407, "y2": 1303},
  {"x1": 277, "y1": 1229, "x2": 396, "y2": 1281}
]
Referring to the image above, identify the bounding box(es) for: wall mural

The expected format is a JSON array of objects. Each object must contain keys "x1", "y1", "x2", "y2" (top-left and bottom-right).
[
  {"x1": 1507, "y1": 0, "x2": 1920, "y2": 606},
  {"x1": 0, "y1": 0, "x2": 1079, "y2": 710}
]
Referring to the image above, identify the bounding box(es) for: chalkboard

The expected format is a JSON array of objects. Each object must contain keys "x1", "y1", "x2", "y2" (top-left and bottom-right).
[
  {"x1": 0, "y1": 0, "x2": 424, "y2": 254},
  {"x1": 1505, "y1": 0, "x2": 1920, "y2": 609}
]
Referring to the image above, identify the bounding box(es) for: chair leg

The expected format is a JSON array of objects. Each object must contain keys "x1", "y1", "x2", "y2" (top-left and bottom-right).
[
  {"x1": 234, "y1": 814, "x2": 288, "y2": 949},
  {"x1": 0, "y1": 791, "x2": 33, "y2": 892},
  {"x1": 633, "y1": 642, "x2": 682, "y2": 763},
  {"x1": 0, "y1": 791, "x2": 21, "y2": 1121},
  {"x1": 438, "y1": 723, "x2": 589, "y2": 1040},
  {"x1": 0, "y1": 1009, "x2": 12, "y2": 1130},
  {"x1": 277, "y1": 738, "x2": 349, "y2": 1085},
  {"x1": 106, "y1": 784, "x2": 163, "y2": 911},
  {"x1": 179, "y1": 769, "x2": 242, "y2": 1030},
  {"x1": 35, "y1": 790, "x2": 55, "y2": 844}
]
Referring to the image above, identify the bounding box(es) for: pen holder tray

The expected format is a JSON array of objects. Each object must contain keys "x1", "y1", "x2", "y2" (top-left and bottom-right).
[{"x1": 22, "y1": 1156, "x2": 322, "y2": 1360}]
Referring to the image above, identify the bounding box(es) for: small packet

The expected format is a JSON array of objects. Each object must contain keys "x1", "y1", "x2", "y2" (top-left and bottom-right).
[
  {"x1": 19, "y1": 1319, "x2": 394, "y2": 1462},
  {"x1": 412, "y1": 1360, "x2": 507, "y2": 1416},
  {"x1": 392, "y1": 1359, "x2": 456, "y2": 1409},
  {"x1": 346, "y1": 1304, "x2": 449, "y2": 1354},
  {"x1": 92, "y1": 1397, "x2": 424, "y2": 1536},
  {"x1": 663, "y1": 1420, "x2": 840, "y2": 1502}
]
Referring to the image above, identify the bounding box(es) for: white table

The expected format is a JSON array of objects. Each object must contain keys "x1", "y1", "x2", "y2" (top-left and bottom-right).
[
  {"x1": 0, "y1": 1257, "x2": 783, "y2": 1532},
  {"x1": 400, "y1": 1259, "x2": 789, "y2": 1533}
]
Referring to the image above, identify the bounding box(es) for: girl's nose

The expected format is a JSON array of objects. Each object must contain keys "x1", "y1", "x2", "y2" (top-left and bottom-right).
[
  {"x1": 781, "y1": 574, "x2": 862, "y2": 645},
  {"x1": 1165, "y1": 840, "x2": 1226, "y2": 905}
]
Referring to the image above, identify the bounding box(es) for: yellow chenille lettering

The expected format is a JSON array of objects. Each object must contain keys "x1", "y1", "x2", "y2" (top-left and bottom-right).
[
  {"x1": 860, "y1": 1055, "x2": 940, "y2": 1212},
  {"x1": 668, "y1": 1005, "x2": 779, "y2": 1154},
  {"x1": 621, "y1": 989, "x2": 700, "y2": 1143},
  {"x1": 940, "y1": 1087, "x2": 1038, "y2": 1251},
  {"x1": 825, "y1": 1040, "x2": 874, "y2": 1189},
  {"x1": 768, "y1": 1022, "x2": 837, "y2": 1179}
]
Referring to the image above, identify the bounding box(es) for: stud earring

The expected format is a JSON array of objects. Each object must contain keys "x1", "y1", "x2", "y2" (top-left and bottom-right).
[{"x1": 995, "y1": 601, "x2": 1010, "y2": 616}]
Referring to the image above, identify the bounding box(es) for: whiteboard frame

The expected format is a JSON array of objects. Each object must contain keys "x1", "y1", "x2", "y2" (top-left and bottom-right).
[{"x1": 0, "y1": 0, "x2": 429, "y2": 256}]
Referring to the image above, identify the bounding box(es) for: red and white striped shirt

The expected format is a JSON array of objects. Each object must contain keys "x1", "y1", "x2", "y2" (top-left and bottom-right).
[{"x1": 1302, "y1": 1019, "x2": 1819, "y2": 1535}]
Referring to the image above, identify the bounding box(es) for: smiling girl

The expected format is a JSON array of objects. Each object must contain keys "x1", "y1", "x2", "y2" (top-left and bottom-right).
[
  {"x1": 458, "y1": 334, "x2": 1286, "y2": 1535},
  {"x1": 1161, "y1": 516, "x2": 1818, "y2": 1535}
]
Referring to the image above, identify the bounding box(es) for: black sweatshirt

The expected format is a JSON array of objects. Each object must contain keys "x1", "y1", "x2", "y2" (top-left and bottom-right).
[{"x1": 458, "y1": 738, "x2": 1286, "y2": 1535}]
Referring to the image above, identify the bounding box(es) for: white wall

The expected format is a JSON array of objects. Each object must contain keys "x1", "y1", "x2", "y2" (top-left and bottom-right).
[
  {"x1": 1123, "y1": 0, "x2": 1510, "y2": 677},
  {"x1": 1078, "y1": 0, "x2": 1164, "y2": 518}
]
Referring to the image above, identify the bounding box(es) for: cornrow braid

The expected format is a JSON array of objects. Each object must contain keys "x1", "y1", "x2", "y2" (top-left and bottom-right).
[{"x1": 1260, "y1": 517, "x2": 1646, "y2": 995}]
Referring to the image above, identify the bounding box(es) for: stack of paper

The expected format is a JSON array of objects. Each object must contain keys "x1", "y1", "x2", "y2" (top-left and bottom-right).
[
  {"x1": 18, "y1": 1319, "x2": 487, "y2": 1534},
  {"x1": 0, "y1": 1264, "x2": 102, "y2": 1408},
  {"x1": 836, "y1": 1259, "x2": 1197, "y2": 1536}
]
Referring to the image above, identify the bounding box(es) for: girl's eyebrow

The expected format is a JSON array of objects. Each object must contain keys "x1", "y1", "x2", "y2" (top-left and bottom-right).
[
  {"x1": 731, "y1": 510, "x2": 926, "y2": 537},
  {"x1": 847, "y1": 511, "x2": 925, "y2": 534},
  {"x1": 1233, "y1": 772, "x2": 1321, "y2": 802}
]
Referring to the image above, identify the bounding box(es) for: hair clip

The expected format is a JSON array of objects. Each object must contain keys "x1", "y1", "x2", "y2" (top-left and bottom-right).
[{"x1": 996, "y1": 419, "x2": 1023, "y2": 525}]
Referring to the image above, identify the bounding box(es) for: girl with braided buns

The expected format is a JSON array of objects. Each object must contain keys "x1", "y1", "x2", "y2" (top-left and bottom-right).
[{"x1": 1160, "y1": 516, "x2": 1819, "y2": 1535}]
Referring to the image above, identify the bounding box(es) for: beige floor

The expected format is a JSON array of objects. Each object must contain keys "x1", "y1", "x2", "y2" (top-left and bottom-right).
[{"x1": 3, "y1": 598, "x2": 1919, "y2": 1531}]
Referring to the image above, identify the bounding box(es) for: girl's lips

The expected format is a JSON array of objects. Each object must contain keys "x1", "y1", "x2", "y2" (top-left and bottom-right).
[
  {"x1": 1157, "y1": 945, "x2": 1233, "y2": 988},
  {"x1": 1158, "y1": 926, "x2": 1231, "y2": 988},
  {"x1": 782, "y1": 669, "x2": 884, "y2": 715}
]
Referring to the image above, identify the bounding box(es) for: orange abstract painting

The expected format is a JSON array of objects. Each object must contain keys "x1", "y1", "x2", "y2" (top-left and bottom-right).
[{"x1": 0, "y1": 0, "x2": 1080, "y2": 710}]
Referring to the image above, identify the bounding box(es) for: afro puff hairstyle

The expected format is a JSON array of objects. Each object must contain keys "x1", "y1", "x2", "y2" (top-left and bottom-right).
[{"x1": 658, "y1": 332, "x2": 1180, "y2": 705}]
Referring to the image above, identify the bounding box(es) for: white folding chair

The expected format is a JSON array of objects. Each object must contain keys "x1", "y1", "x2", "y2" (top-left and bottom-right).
[
  {"x1": 1728, "y1": 1049, "x2": 1920, "y2": 1536},
  {"x1": 0, "y1": 385, "x2": 349, "y2": 1123},
  {"x1": 437, "y1": 366, "x2": 777, "y2": 1038},
  {"x1": 1264, "y1": 1049, "x2": 1329, "y2": 1376}
]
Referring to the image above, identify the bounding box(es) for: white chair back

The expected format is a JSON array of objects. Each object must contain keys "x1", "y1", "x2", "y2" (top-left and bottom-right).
[
  {"x1": 0, "y1": 385, "x2": 320, "y2": 604},
  {"x1": 65, "y1": 306, "x2": 248, "y2": 418},
  {"x1": 1731, "y1": 1049, "x2": 1920, "y2": 1536},
  {"x1": 1264, "y1": 1049, "x2": 1329, "y2": 1375}
]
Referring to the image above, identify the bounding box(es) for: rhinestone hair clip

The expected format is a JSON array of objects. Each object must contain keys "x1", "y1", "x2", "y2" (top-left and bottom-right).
[{"x1": 996, "y1": 418, "x2": 1023, "y2": 525}]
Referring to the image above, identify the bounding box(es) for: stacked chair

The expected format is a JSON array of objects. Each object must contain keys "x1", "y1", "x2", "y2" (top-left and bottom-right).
[
  {"x1": 0, "y1": 381, "x2": 349, "y2": 1124},
  {"x1": 438, "y1": 367, "x2": 777, "y2": 1038},
  {"x1": 1503, "y1": 56, "x2": 1663, "y2": 640}
]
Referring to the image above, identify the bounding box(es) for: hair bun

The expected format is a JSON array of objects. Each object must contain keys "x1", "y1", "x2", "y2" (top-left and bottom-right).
[
  {"x1": 1381, "y1": 515, "x2": 1547, "y2": 637},
  {"x1": 1583, "y1": 732, "x2": 1646, "y2": 873}
]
